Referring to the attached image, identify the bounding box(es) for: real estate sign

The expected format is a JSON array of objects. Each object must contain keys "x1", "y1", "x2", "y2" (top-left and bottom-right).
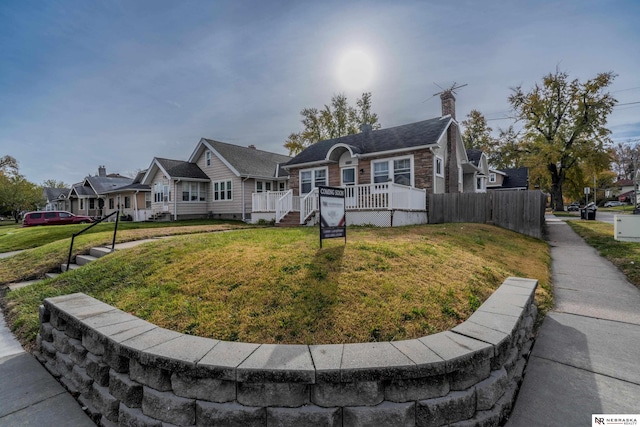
[{"x1": 318, "y1": 186, "x2": 346, "y2": 248}]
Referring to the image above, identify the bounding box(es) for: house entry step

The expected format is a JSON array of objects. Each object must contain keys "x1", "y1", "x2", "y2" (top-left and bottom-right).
[
  {"x1": 89, "y1": 247, "x2": 112, "y2": 258},
  {"x1": 75, "y1": 255, "x2": 98, "y2": 266}
]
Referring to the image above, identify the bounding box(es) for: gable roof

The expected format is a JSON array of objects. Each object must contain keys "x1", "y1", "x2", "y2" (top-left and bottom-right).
[
  {"x1": 156, "y1": 158, "x2": 210, "y2": 180},
  {"x1": 466, "y1": 149, "x2": 483, "y2": 166},
  {"x1": 85, "y1": 175, "x2": 134, "y2": 194},
  {"x1": 500, "y1": 167, "x2": 529, "y2": 189},
  {"x1": 284, "y1": 117, "x2": 452, "y2": 168},
  {"x1": 43, "y1": 187, "x2": 70, "y2": 202},
  {"x1": 190, "y1": 138, "x2": 292, "y2": 179},
  {"x1": 141, "y1": 157, "x2": 209, "y2": 184},
  {"x1": 70, "y1": 182, "x2": 95, "y2": 197}
]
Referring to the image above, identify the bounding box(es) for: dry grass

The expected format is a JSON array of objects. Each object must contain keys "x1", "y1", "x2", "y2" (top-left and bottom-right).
[{"x1": 3, "y1": 224, "x2": 550, "y2": 347}]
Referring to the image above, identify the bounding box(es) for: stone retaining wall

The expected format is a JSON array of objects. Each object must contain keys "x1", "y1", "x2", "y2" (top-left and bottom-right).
[{"x1": 36, "y1": 277, "x2": 537, "y2": 427}]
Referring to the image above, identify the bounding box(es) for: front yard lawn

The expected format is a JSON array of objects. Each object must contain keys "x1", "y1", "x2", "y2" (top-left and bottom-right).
[
  {"x1": 1, "y1": 224, "x2": 551, "y2": 349},
  {"x1": 0, "y1": 219, "x2": 249, "y2": 252}
]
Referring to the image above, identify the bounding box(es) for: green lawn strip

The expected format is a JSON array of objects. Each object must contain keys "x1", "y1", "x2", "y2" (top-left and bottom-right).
[
  {"x1": 2, "y1": 224, "x2": 550, "y2": 349},
  {"x1": 0, "y1": 223, "x2": 249, "y2": 284},
  {"x1": 0, "y1": 219, "x2": 248, "y2": 252},
  {"x1": 566, "y1": 220, "x2": 640, "y2": 287}
]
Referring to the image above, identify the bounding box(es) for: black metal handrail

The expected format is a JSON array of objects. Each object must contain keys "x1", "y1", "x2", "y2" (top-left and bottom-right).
[{"x1": 66, "y1": 210, "x2": 120, "y2": 272}]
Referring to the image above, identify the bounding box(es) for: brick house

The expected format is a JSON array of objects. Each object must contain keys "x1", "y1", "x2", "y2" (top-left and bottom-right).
[{"x1": 254, "y1": 91, "x2": 474, "y2": 227}]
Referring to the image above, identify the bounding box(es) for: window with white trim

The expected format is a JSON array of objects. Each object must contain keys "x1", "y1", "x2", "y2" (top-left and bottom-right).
[
  {"x1": 394, "y1": 159, "x2": 411, "y2": 186},
  {"x1": 435, "y1": 156, "x2": 444, "y2": 177},
  {"x1": 373, "y1": 161, "x2": 389, "y2": 183},
  {"x1": 372, "y1": 156, "x2": 414, "y2": 185},
  {"x1": 278, "y1": 181, "x2": 286, "y2": 191},
  {"x1": 145, "y1": 192, "x2": 151, "y2": 209},
  {"x1": 213, "y1": 180, "x2": 232, "y2": 201},
  {"x1": 109, "y1": 198, "x2": 114, "y2": 209},
  {"x1": 342, "y1": 167, "x2": 356, "y2": 186},
  {"x1": 182, "y1": 182, "x2": 206, "y2": 202},
  {"x1": 124, "y1": 196, "x2": 131, "y2": 208},
  {"x1": 489, "y1": 173, "x2": 496, "y2": 183},
  {"x1": 80, "y1": 199, "x2": 84, "y2": 210},
  {"x1": 300, "y1": 167, "x2": 327, "y2": 194},
  {"x1": 205, "y1": 151, "x2": 211, "y2": 166},
  {"x1": 154, "y1": 183, "x2": 171, "y2": 203},
  {"x1": 256, "y1": 181, "x2": 273, "y2": 193}
]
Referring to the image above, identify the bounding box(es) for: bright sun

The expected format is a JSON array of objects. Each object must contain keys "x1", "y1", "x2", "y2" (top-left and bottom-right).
[{"x1": 337, "y1": 49, "x2": 374, "y2": 91}]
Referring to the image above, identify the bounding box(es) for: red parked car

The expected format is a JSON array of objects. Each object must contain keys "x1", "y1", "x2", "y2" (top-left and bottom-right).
[{"x1": 22, "y1": 211, "x2": 94, "y2": 227}]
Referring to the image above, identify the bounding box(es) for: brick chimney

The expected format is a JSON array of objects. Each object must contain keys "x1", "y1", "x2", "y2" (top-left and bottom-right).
[
  {"x1": 98, "y1": 165, "x2": 106, "y2": 177},
  {"x1": 441, "y1": 90, "x2": 460, "y2": 192},
  {"x1": 440, "y1": 90, "x2": 456, "y2": 120}
]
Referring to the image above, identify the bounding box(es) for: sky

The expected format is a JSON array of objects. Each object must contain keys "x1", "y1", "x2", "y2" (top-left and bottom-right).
[{"x1": 1, "y1": 0, "x2": 639, "y2": 186}]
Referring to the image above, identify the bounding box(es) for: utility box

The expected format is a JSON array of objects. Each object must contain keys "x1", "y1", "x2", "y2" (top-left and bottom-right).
[{"x1": 614, "y1": 215, "x2": 640, "y2": 242}]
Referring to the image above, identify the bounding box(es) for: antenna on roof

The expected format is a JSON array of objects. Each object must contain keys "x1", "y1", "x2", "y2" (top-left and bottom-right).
[
  {"x1": 432, "y1": 82, "x2": 468, "y2": 97},
  {"x1": 422, "y1": 82, "x2": 468, "y2": 103}
]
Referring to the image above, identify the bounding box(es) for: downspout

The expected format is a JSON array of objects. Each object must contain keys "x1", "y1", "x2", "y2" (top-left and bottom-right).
[
  {"x1": 134, "y1": 190, "x2": 139, "y2": 221},
  {"x1": 242, "y1": 176, "x2": 250, "y2": 222},
  {"x1": 174, "y1": 179, "x2": 179, "y2": 221}
]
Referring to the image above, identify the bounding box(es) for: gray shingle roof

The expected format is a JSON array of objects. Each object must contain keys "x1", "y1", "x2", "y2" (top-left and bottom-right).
[
  {"x1": 501, "y1": 167, "x2": 529, "y2": 189},
  {"x1": 466, "y1": 149, "x2": 483, "y2": 166},
  {"x1": 86, "y1": 175, "x2": 134, "y2": 194},
  {"x1": 43, "y1": 187, "x2": 70, "y2": 201},
  {"x1": 101, "y1": 183, "x2": 150, "y2": 194},
  {"x1": 156, "y1": 158, "x2": 209, "y2": 180},
  {"x1": 203, "y1": 139, "x2": 292, "y2": 178},
  {"x1": 71, "y1": 183, "x2": 96, "y2": 197},
  {"x1": 285, "y1": 117, "x2": 450, "y2": 167}
]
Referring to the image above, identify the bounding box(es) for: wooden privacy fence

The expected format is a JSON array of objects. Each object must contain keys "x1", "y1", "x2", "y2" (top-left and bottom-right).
[{"x1": 428, "y1": 190, "x2": 546, "y2": 239}]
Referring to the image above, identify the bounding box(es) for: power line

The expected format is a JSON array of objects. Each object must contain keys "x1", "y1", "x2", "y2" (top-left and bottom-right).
[
  {"x1": 612, "y1": 86, "x2": 640, "y2": 93},
  {"x1": 615, "y1": 101, "x2": 640, "y2": 107}
]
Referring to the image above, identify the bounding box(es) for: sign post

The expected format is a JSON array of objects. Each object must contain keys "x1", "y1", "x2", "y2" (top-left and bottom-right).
[
  {"x1": 318, "y1": 186, "x2": 346, "y2": 248},
  {"x1": 584, "y1": 186, "x2": 590, "y2": 205}
]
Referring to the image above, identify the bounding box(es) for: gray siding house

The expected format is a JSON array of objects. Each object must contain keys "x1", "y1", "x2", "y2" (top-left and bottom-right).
[{"x1": 141, "y1": 138, "x2": 291, "y2": 221}]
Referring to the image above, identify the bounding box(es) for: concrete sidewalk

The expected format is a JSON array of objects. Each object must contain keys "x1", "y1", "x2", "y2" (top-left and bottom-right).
[
  {"x1": 0, "y1": 305, "x2": 95, "y2": 425},
  {"x1": 508, "y1": 215, "x2": 640, "y2": 426}
]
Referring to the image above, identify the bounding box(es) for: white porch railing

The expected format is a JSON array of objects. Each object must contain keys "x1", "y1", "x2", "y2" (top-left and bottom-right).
[
  {"x1": 276, "y1": 190, "x2": 293, "y2": 223},
  {"x1": 251, "y1": 183, "x2": 426, "y2": 224},
  {"x1": 252, "y1": 191, "x2": 289, "y2": 212},
  {"x1": 344, "y1": 182, "x2": 426, "y2": 211},
  {"x1": 300, "y1": 189, "x2": 319, "y2": 224}
]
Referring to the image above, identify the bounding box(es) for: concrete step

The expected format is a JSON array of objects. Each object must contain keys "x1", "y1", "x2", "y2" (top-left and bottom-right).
[
  {"x1": 60, "y1": 263, "x2": 80, "y2": 272},
  {"x1": 45, "y1": 273, "x2": 59, "y2": 279},
  {"x1": 7, "y1": 280, "x2": 40, "y2": 291},
  {"x1": 75, "y1": 255, "x2": 98, "y2": 266},
  {"x1": 90, "y1": 247, "x2": 112, "y2": 258}
]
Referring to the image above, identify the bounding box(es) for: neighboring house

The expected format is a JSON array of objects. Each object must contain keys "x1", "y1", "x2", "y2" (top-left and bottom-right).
[
  {"x1": 258, "y1": 91, "x2": 473, "y2": 226},
  {"x1": 464, "y1": 149, "x2": 489, "y2": 193},
  {"x1": 609, "y1": 179, "x2": 636, "y2": 203},
  {"x1": 69, "y1": 166, "x2": 137, "y2": 217},
  {"x1": 101, "y1": 170, "x2": 152, "y2": 221},
  {"x1": 141, "y1": 139, "x2": 291, "y2": 221},
  {"x1": 42, "y1": 187, "x2": 71, "y2": 211},
  {"x1": 486, "y1": 167, "x2": 530, "y2": 191}
]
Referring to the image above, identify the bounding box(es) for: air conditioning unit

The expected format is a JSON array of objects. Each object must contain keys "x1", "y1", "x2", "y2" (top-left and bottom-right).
[{"x1": 614, "y1": 215, "x2": 640, "y2": 242}]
